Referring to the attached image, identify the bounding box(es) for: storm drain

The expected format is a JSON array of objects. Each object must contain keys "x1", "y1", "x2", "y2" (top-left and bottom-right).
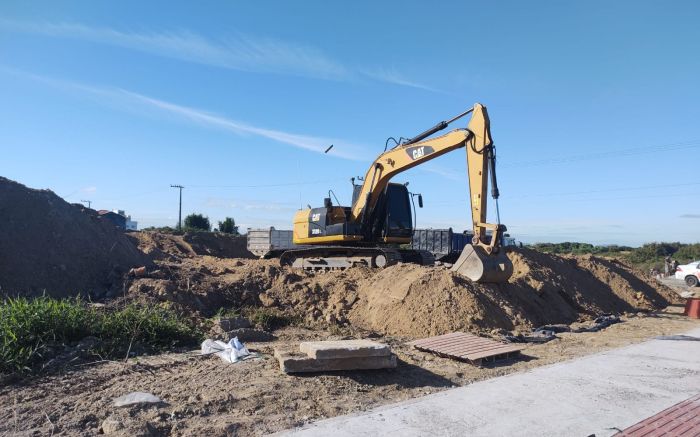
[
  {"x1": 615, "y1": 393, "x2": 700, "y2": 436},
  {"x1": 408, "y1": 332, "x2": 523, "y2": 365}
]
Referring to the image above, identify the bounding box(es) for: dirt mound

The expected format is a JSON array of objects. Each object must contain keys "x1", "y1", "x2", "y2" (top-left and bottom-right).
[
  {"x1": 0, "y1": 177, "x2": 150, "y2": 298},
  {"x1": 128, "y1": 231, "x2": 254, "y2": 261},
  {"x1": 125, "y1": 247, "x2": 680, "y2": 338}
]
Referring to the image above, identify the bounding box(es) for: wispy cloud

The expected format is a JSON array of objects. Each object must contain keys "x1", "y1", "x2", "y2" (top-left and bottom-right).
[
  {"x1": 0, "y1": 19, "x2": 349, "y2": 81},
  {"x1": 2, "y1": 67, "x2": 370, "y2": 160},
  {"x1": 419, "y1": 165, "x2": 465, "y2": 181},
  {"x1": 680, "y1": 214, "x2": 700, "y2": 219},
  {"x1": 0, "y1": 19, "x2": 440, "y2": 91},
  {"x1": 360, "y1": 67, "x2": 444, "y2": 93},
  {"x1": 81, "y1": 186, "x2": 97, "y2": 194}
]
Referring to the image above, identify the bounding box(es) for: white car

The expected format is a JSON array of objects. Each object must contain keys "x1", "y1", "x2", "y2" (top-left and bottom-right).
[{"x1": 675, "y1": 261, "x2": 700, "y2": 287}]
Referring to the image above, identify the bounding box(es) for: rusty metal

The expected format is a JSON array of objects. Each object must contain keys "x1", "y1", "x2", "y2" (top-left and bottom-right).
[
  {"x1": 408, "y1": 332, "x2": 522, "y2": 365},
  {"x1": 615, "y1": 394, "x2": 700, "y2": 436}
]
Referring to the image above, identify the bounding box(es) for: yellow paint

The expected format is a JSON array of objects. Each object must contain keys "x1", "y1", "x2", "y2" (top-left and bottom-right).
[{"x1": 293, "y1": 235, "x2": 364, "y2": 244}]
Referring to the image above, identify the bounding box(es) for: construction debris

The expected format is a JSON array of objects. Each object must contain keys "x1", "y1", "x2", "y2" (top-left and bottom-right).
[
  {"x1": 275, "y1": 339, "x2": 397, "y2": 373},
  {"x1": 505, "y1": 329, "x2": 557, "y2": 344},
  {"x1": 410, "y1": 332, "x2": 523, "y2": 365},
  {"x1": 201, "y1": 337, "x2": 250, "y2": 363}
]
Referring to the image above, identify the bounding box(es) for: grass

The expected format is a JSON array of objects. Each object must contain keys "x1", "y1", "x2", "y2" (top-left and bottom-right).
[
  {"x1": 0, "y1": 297, "x2": 202, "y2": 374},
  {"x1": 242, "y1": 307, "x2": 302, "y2": 331}
]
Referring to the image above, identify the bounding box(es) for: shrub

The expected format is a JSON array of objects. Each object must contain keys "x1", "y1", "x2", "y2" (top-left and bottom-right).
[
  {"x1": 218, "y1": 217, "x2": 239, "y2": 235},
  {"x1": 183, "y1": 213, "x2": 211, "y2": 232}
]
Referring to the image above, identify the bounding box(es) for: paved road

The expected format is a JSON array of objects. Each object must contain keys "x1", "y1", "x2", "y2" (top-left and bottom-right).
[{"x1": 279, "y1": 327, "x2": 700, "y2": 437}]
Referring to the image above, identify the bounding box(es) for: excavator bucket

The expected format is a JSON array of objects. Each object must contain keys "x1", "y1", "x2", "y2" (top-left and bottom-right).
[{"x1": 451, "y1": 245, "x2": 513, "y2": 283}]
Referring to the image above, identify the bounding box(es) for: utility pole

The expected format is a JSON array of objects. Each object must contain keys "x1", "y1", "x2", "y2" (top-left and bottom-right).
[
  {"x1": 80, "y1": 199, "x2": 92, "y2": 209},
  {"x1": 170, "y1": 185, "x2": 184, "y2": 230}
]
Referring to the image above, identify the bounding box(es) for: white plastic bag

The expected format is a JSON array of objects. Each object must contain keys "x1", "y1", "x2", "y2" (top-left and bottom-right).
[{"x1": 201, "y1": 337, "x2": 250, "y2": 363}]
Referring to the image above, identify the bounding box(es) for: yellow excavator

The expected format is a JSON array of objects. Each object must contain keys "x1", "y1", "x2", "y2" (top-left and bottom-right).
[{"x1": 280, "y1": 103, "x2": 513, "y2": 283}]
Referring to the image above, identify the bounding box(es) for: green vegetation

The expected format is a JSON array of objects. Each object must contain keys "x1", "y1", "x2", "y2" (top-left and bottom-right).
[
  {"x1": 217, "y1": 217, "x2": 239, "y2": 235},
  {"x1": 528, "y1": 242, "x2": 633, "y2": 255},
  {"x1": 242, "y1": 307, "x2": 301, "y2": 331},
  {"x1": 0, "y1": 297, "x2": 202, "y2": 374},
  {"x1": 528, "y1": 241, "x2": 700, "y2": 271},
  {"x1": 183, "y1": 213, "x2": 211, "y2": 232}
]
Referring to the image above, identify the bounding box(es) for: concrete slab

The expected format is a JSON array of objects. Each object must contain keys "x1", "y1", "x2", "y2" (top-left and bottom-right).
[
  {"x1": 299, "y1": 340, "x2": 390, "y2": 359},
  {"x1": 275, "y1": 349, "x2": 397, "y2": 373},
  {"x1": 279, "y1": 327, "x2": 700, "y2": 436}
]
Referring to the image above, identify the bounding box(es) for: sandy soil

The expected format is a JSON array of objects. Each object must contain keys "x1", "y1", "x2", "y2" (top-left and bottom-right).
[{"x1": 2, "y1": 306, "x2": 698, "y2": 437}]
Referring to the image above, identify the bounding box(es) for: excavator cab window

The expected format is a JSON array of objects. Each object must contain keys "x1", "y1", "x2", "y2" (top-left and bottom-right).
[{"x1": 384, "y1": 184, "x2": 413, "y2": 238}]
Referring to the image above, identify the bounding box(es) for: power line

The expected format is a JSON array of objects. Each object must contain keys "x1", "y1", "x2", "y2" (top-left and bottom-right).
[
  {"x1": 187, "y1": 178, "x2": 346, "y2": 189},
  {"x1": 80, "y1": 199, "x2": 92, "y2": 209},
  {"x1": 427, "y1": 181, "x2": 700, "y2": 205},
  {"x1": 510, "y1": 181, "x2": 700, "y2": 199},
  {"x1": 499, "y1": 139, "x2": 700, "y2": 168}
]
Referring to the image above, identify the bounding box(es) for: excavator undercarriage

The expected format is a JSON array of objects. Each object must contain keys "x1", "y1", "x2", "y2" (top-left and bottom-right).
[{"x1": 279, "y1": 246, "x2": 434, "y2": 271}]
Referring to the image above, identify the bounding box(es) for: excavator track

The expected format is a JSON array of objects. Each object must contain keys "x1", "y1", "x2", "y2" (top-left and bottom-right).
[{"x1": 279, "y1": 246, "x2": 434, "y2": 271}]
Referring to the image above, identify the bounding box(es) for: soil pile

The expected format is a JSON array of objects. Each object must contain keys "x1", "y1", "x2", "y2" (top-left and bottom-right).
[
  {"x1": 0, "y1": 177, "x2": 150, "y2": 298},
  {"x1": 126, "y1": 247, "x2": 680, "y2": 338},
  {"x1": 128, "y1": 231, "x2": 254, "y2": 261}
]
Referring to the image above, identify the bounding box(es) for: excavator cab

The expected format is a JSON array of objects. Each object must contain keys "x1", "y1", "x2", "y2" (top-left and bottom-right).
[{"x1": 291, "y1": 182, "x2": 413, "y2": 245}]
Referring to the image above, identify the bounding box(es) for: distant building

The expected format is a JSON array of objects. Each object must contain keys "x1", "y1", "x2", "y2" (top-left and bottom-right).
[
  {"x1": 111, "y1": 210, "x2": 138, "y2": 231},
  {"x1": 97, "y1": 210, "x2": 127, "y2": 230},
  {"x1": 125, "y1": 215, "x2": 138, "y2": 231}
]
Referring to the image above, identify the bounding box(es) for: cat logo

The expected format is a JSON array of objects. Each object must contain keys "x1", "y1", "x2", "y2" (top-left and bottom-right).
[
  {"x1": 405, "y1": 145, "x2": 434, "y2": 161},
  {"x1": 311, "y1": 213, "x2": 321, "y2": 222}
]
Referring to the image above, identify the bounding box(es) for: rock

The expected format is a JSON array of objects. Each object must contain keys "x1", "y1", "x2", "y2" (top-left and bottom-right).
[
  {"x1": 129, "y1": 266, "x2": 148, "y2": 277},
  {"x1": 229, "y1": 328, "x2": 275, "y2": 342},
  {"x1": 101, "y1": 417, "x2": 124, "y2": 434},
  {"x1": 113, "y1": 392, "x2": 163, "y2": 407}
]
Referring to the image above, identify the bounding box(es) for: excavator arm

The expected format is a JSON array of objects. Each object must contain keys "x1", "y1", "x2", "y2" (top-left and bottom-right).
[{"x1": 351, "y1": 103, "x2": 507, "y2": 259}]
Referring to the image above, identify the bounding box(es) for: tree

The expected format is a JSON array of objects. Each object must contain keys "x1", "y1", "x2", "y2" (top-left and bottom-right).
[
  {"x1": 183, "y1": 213, "x2": 211, "y2": 232},
  {"x1": 217, "y1": 217, "x2": 239, "y2": 235}
]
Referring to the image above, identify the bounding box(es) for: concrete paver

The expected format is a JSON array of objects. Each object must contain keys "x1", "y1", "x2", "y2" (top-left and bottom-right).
[
  {"x1": 299, "y1": 339, "x2": 390, "y2": 359},
  {"x1": 280, "y1": 327, "x2": 700, "y2": 437}
]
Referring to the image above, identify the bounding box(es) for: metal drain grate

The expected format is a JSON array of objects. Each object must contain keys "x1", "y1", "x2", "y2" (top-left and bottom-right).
[{"x1": 408, "y1": 332, "x2": 523, "y2": 365}]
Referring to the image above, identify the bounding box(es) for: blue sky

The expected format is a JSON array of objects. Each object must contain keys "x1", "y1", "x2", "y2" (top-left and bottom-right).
[{"x1": 1, "y1": 1, "x2": 698, "y2": 245}]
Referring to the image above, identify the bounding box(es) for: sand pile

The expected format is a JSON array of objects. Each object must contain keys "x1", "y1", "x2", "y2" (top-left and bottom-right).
[
  {"x1": 126, "y1": 247, "x2": 679, "y2": 338},
  {"x1": 128, "y1": 231, "x2": 254, "y2": 261},
  {"x1": 0, "y1": 177, "x2": 150, "y2": 298}
]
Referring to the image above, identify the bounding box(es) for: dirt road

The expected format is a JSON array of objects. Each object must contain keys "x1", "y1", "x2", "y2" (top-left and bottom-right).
[{"x1": 2, "y1": 306, "x2": 698, "y2": 436}]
